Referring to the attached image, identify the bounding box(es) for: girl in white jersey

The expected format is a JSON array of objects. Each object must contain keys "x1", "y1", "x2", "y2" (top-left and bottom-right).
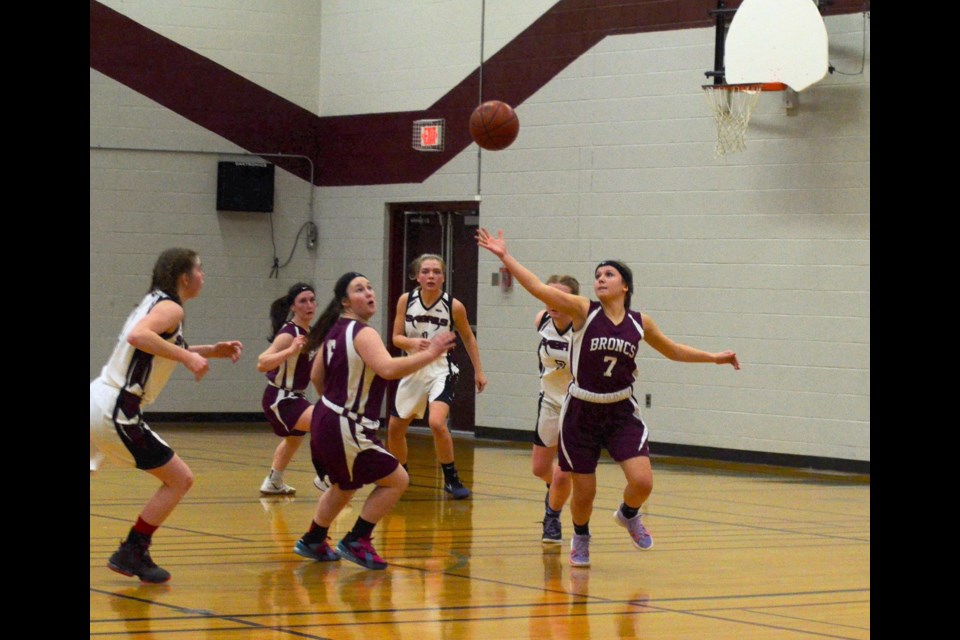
[
  {"x1": 534, "y1": 275, "x2": 579, "y2": 544},
  {"x1": 386, "y1": 254, "x2": 486, "y2": 499},
  {"x1": 90, "y1": 248, "x2": 243, "y2": 583},
  {"x1": 478, "y1": 228, "x2": 739, "y2": 568}
]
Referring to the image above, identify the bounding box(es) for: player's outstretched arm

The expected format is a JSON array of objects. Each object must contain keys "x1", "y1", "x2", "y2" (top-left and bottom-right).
[{"x1": 476, "y1": 227, "x2": 588, "y2": 322}]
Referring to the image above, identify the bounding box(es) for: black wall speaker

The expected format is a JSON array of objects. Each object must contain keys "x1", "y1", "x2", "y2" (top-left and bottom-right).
[{"x1": 216, "y1": 161, "x2": 275, "y2": 212}]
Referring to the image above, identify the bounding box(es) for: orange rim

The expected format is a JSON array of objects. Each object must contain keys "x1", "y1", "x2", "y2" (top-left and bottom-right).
[
  {"x1": 759, "y1": 82, "x2": 788, "y2": 92},
  {"x1": 702, "y1": 82, "x2": 789, "y2": 92}
]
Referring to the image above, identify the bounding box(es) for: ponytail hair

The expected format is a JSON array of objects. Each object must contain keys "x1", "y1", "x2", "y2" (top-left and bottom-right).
[{"x1": 267, "y1": 282, "x2": 315, "y2": 341}]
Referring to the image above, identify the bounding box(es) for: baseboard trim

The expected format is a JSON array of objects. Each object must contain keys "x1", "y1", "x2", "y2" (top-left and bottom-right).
[
  {"x1": 473, "y1": 426, "x2": 869, "y2": 475},
  {"x1": 140, "y1": 415, "x2": 868, "y2": 475}
]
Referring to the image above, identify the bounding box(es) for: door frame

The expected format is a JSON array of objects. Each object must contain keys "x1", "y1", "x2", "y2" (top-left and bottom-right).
[{"x1": 386, "y1": 200, "x2": 480, "y2": 431}]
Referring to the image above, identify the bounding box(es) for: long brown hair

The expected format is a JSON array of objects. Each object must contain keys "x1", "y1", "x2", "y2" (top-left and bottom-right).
[{"x1": 149, "y1": 248, "x2": 198, "y2": 304}]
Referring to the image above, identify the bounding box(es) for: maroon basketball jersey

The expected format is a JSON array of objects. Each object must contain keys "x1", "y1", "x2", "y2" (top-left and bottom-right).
[
  {"x1": 319, "y1": 317, "x2": 386, "y2": 420},
  {"x1": 265, "y1": 322, "x2": 314, "y2": 392},
  {"x1": 569, "y1": 301, "x2": 644, "y2": 393}
]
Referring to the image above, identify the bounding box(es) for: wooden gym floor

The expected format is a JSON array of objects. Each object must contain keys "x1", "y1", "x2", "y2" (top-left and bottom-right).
[{"x1": 90, "y1": 425, "x2": 869, "y2": 639}]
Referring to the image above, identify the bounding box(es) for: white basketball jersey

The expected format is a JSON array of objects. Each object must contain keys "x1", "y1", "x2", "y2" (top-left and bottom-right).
[
  {"x1": 538, "y1": 313, "x2": 572, "y2": 407},
  {"x1": 402, "y1": 288, "x2": 456, "y2": 376},
  {"x1": 95, "y1": 290, "x2": 185, "y2": 407}
]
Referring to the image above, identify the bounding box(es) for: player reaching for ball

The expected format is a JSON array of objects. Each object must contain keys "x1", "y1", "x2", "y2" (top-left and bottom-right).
[
  {"x1": 90, "y1": 248, "x2": 243, "y2": 583},
  {"x1": 477, "y1": 228, "x2": 739, "y2": 568}
]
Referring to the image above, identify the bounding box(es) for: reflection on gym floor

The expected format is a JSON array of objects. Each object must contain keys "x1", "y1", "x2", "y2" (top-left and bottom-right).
[{"x1": 91, "y1": 426, "x2": 870, "y2": 639}]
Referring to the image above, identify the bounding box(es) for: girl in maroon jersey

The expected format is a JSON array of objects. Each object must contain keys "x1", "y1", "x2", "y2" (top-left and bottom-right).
[
  {"x1": 291, "y1": 272, "x2": 456, "y2": 570},
  {"x1": 477, "y1": 228, "x2": 739, "y2": 568},
  {"x1": 256, "y1": 283, "x2": 328, "y2": 496}
]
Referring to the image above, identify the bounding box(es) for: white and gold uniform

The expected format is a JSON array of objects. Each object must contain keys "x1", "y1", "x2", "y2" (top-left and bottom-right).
[
  {"x1": 392, "y1": 288, "x2": 459, "y2": 420},
  {"x1": 534, "y1": 313, "x2": 572, "y2": 448},
  {"x1": 90, "y1": 290, "x2": 183, "y2": 470}
]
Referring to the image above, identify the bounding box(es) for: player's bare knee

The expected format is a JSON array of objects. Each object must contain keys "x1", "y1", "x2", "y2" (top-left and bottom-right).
[
  {"x1": 172, "y1": 470, "x2": 195, "y2": 495},
  {"x1": 381, "y1": 465, "x2": 408, "y2": 490},
  {"x1": 531, "y1": 459, "x2": 552, "y2": 480},
  {"x1": 628, "y1": 476, "x2": 652, "y2": 496}
]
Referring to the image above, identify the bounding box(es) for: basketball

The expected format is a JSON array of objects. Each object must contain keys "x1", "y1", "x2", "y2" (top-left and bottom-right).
[{"x1": 469, "y1": 100, "x2": 519, "y2": 151}]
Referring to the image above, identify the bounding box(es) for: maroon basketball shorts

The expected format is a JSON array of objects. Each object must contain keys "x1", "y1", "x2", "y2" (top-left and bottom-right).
[
  {"x1": 311, "y1": 404, "x2": 398, "y2": 491},
  {"x1": 557, "y1": 395, "x2": 650, "y2": 474},
  {"x1": 90, "y1": 381, "x2": 175, "y2": 471},
  {"x1": 262, "y1": 386, "x2": 311, "y2": 437}
]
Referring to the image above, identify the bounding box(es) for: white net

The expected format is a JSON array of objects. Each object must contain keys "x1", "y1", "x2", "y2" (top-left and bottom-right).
[{"x1": 702, "y1": 84, "x2": 763, "y2": 157}]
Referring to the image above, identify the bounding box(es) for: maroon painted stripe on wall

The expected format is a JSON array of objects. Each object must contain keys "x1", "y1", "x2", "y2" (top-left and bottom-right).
[
  {"x1": 90, "y1": 0, "x2": 327, "y2": 184},
  {"x1": 90, "y1": 0, "x2": 867, "y2": 187}
]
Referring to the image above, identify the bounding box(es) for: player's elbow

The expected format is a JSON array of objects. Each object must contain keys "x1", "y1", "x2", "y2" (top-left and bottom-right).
[
  {"x1": 376, "y1": 366, "x2": 402, "y2": 381},
  {"x1": 373, "y1": 360, "x2": 408, "y2": 381},
  {"x1": 127, "y1": 329, "x2": 149, "y2": 350},
  {"x1": 664, "y1": 348, "x2": 686, "y2": 362}
]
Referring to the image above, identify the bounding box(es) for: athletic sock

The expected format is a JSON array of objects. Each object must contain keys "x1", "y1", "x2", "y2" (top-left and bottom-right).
[
  {"x1": 620, "y1": 503, "x2": 640, "y2": 520},
  {"x1": 302, "y1": 521, "x2": 329, "y2": 544},
  {"x1": 346, "y1": 516, "x2": 375, "y2": 542},
  {"x1": 441, "y1": 462, "x2": 458, "y2": 481},
  {"x1": 132, "y1": 516, "x2": 159, "y2": 538}
]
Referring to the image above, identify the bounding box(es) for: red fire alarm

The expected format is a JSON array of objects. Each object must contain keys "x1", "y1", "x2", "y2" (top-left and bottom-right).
[
  {"x1": 412, "y1": 119, "x2": 445, "y2": 152},
  {"x1": 420, "y1": 126, "x2": 438, "y2": 146}
]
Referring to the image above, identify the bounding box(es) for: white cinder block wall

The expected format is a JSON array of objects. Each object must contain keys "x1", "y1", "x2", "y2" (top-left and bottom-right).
[
  {"x1": 90, "y1": 0, "x2": 325, "y2": 413},
  {"x1": 90, "y1": 1, "x2": 869, "y2": 462}
]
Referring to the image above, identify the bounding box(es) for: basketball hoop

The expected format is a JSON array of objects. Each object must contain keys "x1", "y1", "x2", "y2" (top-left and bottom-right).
[
  {"x1": 412, "y1": 119, "x2": 445, "y2": 152},
  {"x1": 702, "y1": 82, "x2": 786, "y2": 157}
]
